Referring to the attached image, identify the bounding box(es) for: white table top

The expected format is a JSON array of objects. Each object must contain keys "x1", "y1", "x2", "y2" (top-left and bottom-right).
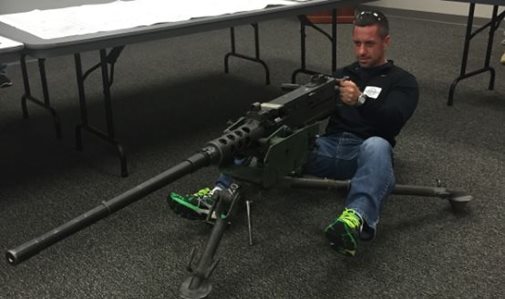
[
  {"x1": 0, "y1": 35, "x2": 23, "y2": 62},
  {"x1": 0, "y1": 35, "x2": 22, "y2": 50},
  {"x1": 0, "y1": 0, "x2": 299, "y2": 40},
  {"x1": 0, "y1": 0, "x2": 367, "y2": 58}
]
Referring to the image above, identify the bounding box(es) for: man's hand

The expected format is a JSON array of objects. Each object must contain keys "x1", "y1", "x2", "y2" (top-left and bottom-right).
[{"x1": 336, "y1": 78, "x2": 361, "y2": 106}]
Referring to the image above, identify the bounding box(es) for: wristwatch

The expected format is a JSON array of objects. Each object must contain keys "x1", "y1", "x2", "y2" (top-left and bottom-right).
[{"x1": 356, "y1": 93, "x2": 367, "y2": 106}]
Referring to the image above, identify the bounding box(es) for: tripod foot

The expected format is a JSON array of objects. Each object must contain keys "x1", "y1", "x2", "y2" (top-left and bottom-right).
[
  {"x1": 179, "y1": 276, "x2": 212, "y2": 299},
  {"x1": 448, "y1": 192, "x2": 473, "y2": 212}
]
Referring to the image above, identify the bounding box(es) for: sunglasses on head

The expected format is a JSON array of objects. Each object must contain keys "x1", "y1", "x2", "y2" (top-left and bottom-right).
[{"x1": 356, "y1": 11, "x2": 383, "y2": 22}]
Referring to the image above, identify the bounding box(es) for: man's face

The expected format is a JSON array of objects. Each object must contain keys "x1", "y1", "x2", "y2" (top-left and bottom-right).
[{"x1": 352, "y1": 24, "x2": 390, "y2": 68}]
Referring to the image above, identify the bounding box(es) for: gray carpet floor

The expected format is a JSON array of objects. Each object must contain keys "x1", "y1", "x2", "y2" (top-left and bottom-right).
[{"x1": 1, "y1": 10, "x2": 505, "y2": 299}]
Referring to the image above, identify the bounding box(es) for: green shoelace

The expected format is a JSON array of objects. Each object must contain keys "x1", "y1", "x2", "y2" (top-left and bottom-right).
[{"x1": 338, "y1": 209, "x2": 362, "y2": 229}]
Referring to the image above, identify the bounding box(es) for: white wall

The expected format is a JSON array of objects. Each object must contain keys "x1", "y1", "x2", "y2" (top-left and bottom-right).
[{"x1": 370, "y1": 0, "x2": 498, "y2": 18}]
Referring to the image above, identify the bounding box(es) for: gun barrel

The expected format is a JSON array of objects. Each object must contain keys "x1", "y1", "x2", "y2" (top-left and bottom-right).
[
  {"x1": 6, "y1": 74, "x2": 331, "y2": 266},
  {"x1": 6, "y1": 148, "x2": 218, "y2": 265}
]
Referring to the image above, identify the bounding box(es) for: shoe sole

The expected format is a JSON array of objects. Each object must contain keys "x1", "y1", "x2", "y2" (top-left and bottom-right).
[{"x1": 325, "y1": 222, "x2": 357, "y2": 257}]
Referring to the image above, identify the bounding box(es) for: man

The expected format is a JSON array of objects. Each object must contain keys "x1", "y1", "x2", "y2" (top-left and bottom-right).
[{"x1": 168, "y1": 10, "x2": 419, "y2": 257}]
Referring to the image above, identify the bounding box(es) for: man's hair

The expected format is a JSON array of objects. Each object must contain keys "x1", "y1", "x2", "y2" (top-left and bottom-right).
[{"x1": 354, "y1": 10, "x2": 389, "y2": 38}]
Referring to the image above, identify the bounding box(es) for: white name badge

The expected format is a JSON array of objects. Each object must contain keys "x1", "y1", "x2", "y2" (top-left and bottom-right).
[{"x1": 363, "y1": 86, "x2": 382, "y2": 99}]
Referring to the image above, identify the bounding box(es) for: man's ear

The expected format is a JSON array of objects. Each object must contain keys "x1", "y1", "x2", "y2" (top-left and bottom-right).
[{"x1": 383, "y1": 34, "x2": 391, "y2": 48}]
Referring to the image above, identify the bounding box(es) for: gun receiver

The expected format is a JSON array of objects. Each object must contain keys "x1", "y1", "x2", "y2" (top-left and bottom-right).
[{"x1": 6, "y1": 74, "x2": 337, "y2": 266}]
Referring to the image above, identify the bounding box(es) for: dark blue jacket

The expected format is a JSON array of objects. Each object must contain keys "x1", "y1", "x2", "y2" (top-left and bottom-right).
[{"x1": 326, "y1": 60, "x2": 419, "y2": 146}]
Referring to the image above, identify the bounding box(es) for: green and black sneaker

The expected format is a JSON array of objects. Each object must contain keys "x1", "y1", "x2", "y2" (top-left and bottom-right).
[
  {"x1": 324, "y1": 208, "x2": 362, "y2": 257},
  {"x1": 168, "y1": 187, "x2": 216, "y2": 220}
]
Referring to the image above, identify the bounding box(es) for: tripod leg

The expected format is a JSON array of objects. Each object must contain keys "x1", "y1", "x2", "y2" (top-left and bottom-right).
[
  {"x1": 246, "y1": 200, "x2": 253, "y2": 246},
  {"x1": 179, "y1": 184, "x2": 240, "y2": 299},
  {"x1": 282, "y1": 176, "x2": 472, "y2": 212}
]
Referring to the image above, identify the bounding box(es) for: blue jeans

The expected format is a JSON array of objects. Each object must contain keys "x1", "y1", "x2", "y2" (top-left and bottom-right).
[
  {"x1": 304, "y1": 132, "x2": 395, "y2": 240},
  {"x1": 215, "y1": 132, "x2": 395, "y2": 240}
]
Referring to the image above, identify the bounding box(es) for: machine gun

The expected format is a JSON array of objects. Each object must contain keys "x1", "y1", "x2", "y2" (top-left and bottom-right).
[{"x1": 6, "y1": 74, "x2": 472, "y2": 298}]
